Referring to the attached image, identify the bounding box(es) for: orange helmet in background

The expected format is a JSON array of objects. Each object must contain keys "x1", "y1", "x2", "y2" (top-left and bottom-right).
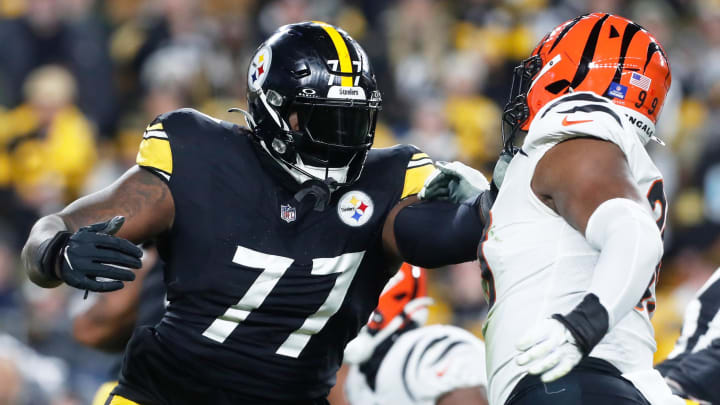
[
  {"x1": 344, "y1": 263, "x2": 431, "y2": 364},
  {"x1": 367, "y1": 262, "x2": 429, "y2": 333},
  {"x1": 502, "y1": 13, "x2": 672, "y2": 152}
]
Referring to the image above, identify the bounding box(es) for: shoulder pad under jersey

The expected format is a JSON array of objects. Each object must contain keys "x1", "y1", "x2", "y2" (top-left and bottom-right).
[
  {"x1": 367, "y1": 144, "x2": 435, "y2": 200},
  {"x1": 523, "y1": 91, "x2": 633, "y2": 154},
  {"x1": 136, "y1": 108, "x2": 227, "y2": 183}
]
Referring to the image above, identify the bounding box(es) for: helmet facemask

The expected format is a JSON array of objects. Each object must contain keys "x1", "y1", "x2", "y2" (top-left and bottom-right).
[
  {"x1": 501, "y1": 55, "x2": 542, "y2": 156},
  {"x1": 255, "y1": 89, "x2": 381, "y2": 187}
]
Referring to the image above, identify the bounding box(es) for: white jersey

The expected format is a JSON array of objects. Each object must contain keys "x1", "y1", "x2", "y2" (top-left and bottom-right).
[
  {"x1": 482, "y1": 92, "x2": 667, "y2": 405},
  {"x1": 345, "y1": 325, "x2": 487, "y2": 405}
]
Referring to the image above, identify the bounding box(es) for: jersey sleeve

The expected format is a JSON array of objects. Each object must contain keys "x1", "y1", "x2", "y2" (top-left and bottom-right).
[
  {"x1": 523, "y1": 91, "x2": 632, "y2": 155},
  {"x1": 400, "y1": 148, "x2": 435, "y2": 199},
  {"x1": 136, "y1": 118, "x2": 173, "y2": 182}
]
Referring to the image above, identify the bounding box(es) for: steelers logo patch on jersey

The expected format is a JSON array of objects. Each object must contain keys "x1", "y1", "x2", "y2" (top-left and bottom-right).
[
  {"x1": 337, "y1": 190, "x2": 374, "y2": 227},
  {"x1": 248, "y1": 46, "x2": 272, "y2": 92}
]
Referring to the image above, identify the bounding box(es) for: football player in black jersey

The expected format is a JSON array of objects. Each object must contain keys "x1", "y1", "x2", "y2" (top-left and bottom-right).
[{"x1": 22, "y1": 22, "x2": 493, "y2": 405}]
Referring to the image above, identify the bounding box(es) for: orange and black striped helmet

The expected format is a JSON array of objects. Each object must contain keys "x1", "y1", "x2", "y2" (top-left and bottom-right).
[
  {"x1": 502, "y1": 13, "x2": 671, "y2": 151},
  {"x1": 367, "y1": 263, "x2": 428, "y2": 332}
]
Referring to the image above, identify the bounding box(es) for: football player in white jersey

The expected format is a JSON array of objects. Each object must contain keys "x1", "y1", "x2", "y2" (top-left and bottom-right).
[
  {"x1": 428, "y1": 12, "x2": 683, "y2": 405},
  {"x1": 337, "y1": 263, "x2": 488, "y2": 405}
]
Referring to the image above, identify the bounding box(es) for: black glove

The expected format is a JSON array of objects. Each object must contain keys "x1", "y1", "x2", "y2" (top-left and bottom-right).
[{"x1": 39, "y1": 216, "x2": 142, "y2": 292}]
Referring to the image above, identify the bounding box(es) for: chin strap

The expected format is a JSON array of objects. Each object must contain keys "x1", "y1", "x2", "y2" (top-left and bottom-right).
[{"x1": 293, "y1": 179, "x2": 336, "y2": 211}]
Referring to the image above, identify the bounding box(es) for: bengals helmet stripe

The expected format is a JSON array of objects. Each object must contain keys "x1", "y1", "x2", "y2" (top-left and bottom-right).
[
  {"x1": 314, "y1": 21, "x2": 354, "y2": 87},
  {"x1": 548, "y1": 14, "x2": 585, "y2": 54},
  {"x1": 608, "y1": 22, "x2": 641, "y2": 86},
  {"x1": 566, "y1": 13, "x2": 610, "y2": 91}
]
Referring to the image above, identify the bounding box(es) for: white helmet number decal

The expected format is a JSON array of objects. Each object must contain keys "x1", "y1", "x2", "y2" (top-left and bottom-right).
[{"x1": 327, "y1": 59, "x2": 361, "y2": 86}]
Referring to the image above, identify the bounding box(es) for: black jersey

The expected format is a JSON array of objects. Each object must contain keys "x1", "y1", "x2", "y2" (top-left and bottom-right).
[
  {"x1": 135, "y1": 259, "x2": 166, "y2": 329},
  {"x1": 114, "y1": 109, "x2": 435, "y2": 404},
  {"x1": 107, "y1": 258, "x2": 166, "y2": 379}
]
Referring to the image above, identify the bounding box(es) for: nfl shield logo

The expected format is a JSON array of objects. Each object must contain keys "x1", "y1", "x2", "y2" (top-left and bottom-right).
[{"x1": 280, "y1": 204, "x2": 296, "y2": 223}]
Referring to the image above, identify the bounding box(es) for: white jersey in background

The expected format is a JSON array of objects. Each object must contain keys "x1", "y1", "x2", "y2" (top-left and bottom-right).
[
  {"x1": 481, "y1": 91, "x2": 669, "y2": 405},
  {"x1": 345, "y1": 324, "x2": 487, "y2": 405}
]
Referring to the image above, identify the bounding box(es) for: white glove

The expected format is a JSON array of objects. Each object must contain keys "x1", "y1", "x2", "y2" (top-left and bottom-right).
[
  {"x1": 418, "y1": 161, "x2": 490, "y2": 203},
  {"x1": 515, "y1": 318, "x2": 583, "y2": 383}
]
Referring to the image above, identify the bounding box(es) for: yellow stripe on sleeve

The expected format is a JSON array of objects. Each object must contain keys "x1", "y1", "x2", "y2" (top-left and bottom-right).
[
  {"x1": 314, "y1": 21, "x2": 353, "y2": 87},
  {"x1": 136, "y1": 137, "x2": 172, "y2": 176},
  {"x1": 108, "y1": 395, "x2": 141, "y2": 405},
  {"x1": 92, "y1": 381, "x2": 117, "y2": 405},
  {"x1": 146, "y1": 122, "x2": 163, "y2": 132},
  {"x1": 401, "y1": 163, "x2": 435, "y2": 199},
  {"x1": 411, "y1": 152, "x2": 430, "y2": 161}
]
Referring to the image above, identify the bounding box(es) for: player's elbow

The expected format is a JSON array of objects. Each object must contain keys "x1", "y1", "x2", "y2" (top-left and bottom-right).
[
  {"x1": 643, "y1": 221, "x2": 663, "y2": 267},
  {"x1": 586, "y1": 198, "x2": 663, "y2": 269},
  {"x1": 617, "y1": 206, "x2": 663, "y2": 274}
]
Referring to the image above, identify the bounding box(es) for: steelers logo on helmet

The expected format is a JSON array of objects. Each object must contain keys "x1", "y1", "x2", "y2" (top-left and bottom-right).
[
  {"x1": 337, "y1": 190, "x2": 374, "y2": 227},
  {"x1": 248, "y1": 46, "x2": 272, "y2": 92}
]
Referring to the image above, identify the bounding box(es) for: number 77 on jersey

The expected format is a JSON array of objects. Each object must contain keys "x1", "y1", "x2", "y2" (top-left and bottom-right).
[{"x1": 202, "y1": 245, "x2": 365, "y2": 358}]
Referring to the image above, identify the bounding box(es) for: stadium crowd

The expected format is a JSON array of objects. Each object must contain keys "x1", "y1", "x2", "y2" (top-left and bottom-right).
[{"x1": 0, "y1": 0, "x2": 719, "y2": 403}]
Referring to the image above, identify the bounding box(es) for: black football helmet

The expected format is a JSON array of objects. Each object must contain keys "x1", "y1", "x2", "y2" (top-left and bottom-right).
[{"x1": 241, "y1": 21, "x2": 382, "y2": 187}]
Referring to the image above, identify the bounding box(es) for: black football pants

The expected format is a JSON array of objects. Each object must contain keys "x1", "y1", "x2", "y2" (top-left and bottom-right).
[{"x1": 506, "y1": 357, "x2": 651, "y2": 405}]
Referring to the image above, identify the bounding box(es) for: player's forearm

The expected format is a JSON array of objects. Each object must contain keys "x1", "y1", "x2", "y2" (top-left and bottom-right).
[
  {"x1": 21, "y1": 214, "x2": 69, "y2": 287},
  {"x1": 554, "y1": 198, "x2": 662, "y2": 355},
  {"x1": 393, "y1": 196, "x2": 485, "y2": 268},
  {"x1": 585, "y1": 198, "x2": 662, "y2": 327}
]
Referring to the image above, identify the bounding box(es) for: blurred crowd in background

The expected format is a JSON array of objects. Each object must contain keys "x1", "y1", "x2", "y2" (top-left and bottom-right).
[{"x1": 1, "y1": 0, "x2": 719, "y2": 403}]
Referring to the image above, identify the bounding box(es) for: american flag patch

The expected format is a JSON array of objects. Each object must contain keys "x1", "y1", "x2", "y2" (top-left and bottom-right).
[{"x1": 629, "y1": 72, "x2": 651, "y2": 91}]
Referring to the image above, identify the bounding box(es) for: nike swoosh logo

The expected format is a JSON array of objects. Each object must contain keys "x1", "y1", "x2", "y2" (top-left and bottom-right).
[
  {"x1": 436, "y1": 360, "x2": 453, "y2": 377},
  {"x1": 562, "y1": 116, "x2": 594, "y2": 126}
]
